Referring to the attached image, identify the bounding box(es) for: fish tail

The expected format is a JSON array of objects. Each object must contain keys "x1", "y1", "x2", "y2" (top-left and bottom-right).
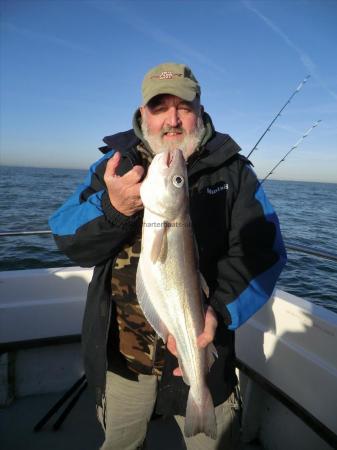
[{"x1": 184, "y1": 386, "x2": 217, "y2": 439}]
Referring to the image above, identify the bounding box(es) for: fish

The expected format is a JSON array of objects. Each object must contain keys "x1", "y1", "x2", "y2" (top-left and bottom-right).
[{"x1": 136, "y1": 148, "x2": 217, "y2": 439}]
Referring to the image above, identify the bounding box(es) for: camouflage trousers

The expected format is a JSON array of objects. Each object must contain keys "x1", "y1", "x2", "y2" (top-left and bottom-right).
[{"x1": 98, "y1": 371, "x2": 241, "y2": 450}]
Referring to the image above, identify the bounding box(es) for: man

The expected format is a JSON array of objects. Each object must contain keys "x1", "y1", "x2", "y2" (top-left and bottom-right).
[{"x1": 49, "y1": 62, "x2": 287, "y2": 449}]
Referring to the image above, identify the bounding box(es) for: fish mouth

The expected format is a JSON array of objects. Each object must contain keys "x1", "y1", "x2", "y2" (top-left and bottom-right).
[
  {"x1": 166, "y1": 149, "x2": 183, "y2": 168},
  {"x1": 166, "y1": 151, "x2": 174, "y2": 167}
]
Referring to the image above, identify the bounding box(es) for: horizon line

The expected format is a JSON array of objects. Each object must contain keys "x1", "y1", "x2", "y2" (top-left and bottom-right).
[{"x1": 1, "y1": 163, "x2": 337, "y2": 185}]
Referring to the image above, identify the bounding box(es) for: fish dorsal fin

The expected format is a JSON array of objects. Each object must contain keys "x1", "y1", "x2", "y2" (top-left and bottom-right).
[
  {"x1": 192, "y1": 234, "x2": 209, "y2": 297},
  {"x1": 151, "y1": 225, "x2": 168, "y2": 263},
  {"x1": 136, "y1": 264, "x2": 169, "y2": 343}
]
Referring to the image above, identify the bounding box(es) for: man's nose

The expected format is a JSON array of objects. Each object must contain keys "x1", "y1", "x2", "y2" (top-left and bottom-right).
[{"x1": 166, "y1": 107, "x2": 181, "y2": 127}]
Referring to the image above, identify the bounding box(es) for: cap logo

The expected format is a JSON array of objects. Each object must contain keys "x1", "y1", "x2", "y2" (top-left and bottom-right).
[
  {"x1": 159, "y1": 71, "x2": 173, "y2": 79},
  {"x1": 150, "y1": 72, "x2": 183, "y2": 81}
]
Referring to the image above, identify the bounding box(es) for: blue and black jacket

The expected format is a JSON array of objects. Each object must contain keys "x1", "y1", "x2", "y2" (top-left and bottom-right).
[{"x1": 49, "y1": 121, "x2": 287, "y2": 415}]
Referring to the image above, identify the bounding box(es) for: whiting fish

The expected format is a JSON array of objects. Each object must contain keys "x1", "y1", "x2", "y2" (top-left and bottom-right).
[{"x1": 136, "y1": 149, "x2": 217, "y2": 439}]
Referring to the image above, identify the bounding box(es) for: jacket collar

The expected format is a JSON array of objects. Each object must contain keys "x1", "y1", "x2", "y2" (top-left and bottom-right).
[{"x1": 99, "y1": 129, "x2": 140, "y2": 155}]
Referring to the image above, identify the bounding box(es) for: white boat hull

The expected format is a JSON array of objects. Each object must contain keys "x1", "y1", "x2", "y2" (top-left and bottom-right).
[{"x1": 1, "y1": 267, "x2": 336, "y2": 449}]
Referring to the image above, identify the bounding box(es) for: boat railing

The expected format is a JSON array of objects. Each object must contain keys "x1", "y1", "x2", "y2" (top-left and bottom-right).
[{"x1": 0, "y1": 230, "x2": 52, "y2": 236}]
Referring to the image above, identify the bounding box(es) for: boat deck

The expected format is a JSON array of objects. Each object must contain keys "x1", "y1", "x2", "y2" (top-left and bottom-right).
[{"x1": 0, "y1": 388, "x2": 262, "y2": 450}]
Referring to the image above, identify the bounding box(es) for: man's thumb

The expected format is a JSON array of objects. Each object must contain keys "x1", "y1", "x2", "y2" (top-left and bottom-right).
[{"x1": 105, "y1": 152, "x2": 121, "y2": 178}]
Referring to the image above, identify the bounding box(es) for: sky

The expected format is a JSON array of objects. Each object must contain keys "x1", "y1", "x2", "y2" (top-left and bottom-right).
[{"x1": 1, "y1": 0, "x2": 337, "y2": 182}]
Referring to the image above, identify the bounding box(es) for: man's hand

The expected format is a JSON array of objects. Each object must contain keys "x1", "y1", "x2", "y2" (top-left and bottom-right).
[
  {"x1": 167, "y1": 305, "x2": 218, "y2": 376},
  {"x1": 104, "y1": 152, "x2": 144, "y2": 216}
]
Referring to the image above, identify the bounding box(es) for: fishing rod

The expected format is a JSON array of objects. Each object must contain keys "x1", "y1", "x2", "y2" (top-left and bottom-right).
[
  {"x1": 261, "y1": 120, "x2": 321, "y2": 183},
  {"x1": 247, "y1": 75, "x2": 311, "y2": 159}
]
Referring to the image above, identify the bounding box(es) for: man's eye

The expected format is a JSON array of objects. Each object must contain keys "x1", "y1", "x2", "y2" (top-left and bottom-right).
[
  {"x1": 179, "y1": 106, "x2": 191, "y2": 112},
  {"x1": 152, "y1": 107, "x2": 166, "y2": 113}
]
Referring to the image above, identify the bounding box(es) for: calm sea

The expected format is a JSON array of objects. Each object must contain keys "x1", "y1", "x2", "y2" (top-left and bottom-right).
[{"x1": 1, "y1": 165, "x2": 336, "y2": 313}]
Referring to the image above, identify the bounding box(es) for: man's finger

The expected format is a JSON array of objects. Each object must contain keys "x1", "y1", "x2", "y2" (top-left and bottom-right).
[
  {"x1": 197, "y1": 306, "x2": 218, "y2": 348},
  {"x1": 166, "y1": 336, "x2": 183, "y2": 377},
  {"x1": 167, "y1": 335, "x2": 178, "y2": 357},
  {"x1": 173, "y1": 367, "x2": 182, "y2": 377},
  {"x1": 123, "y1": 165, "x2": 144, "y2": 183},
  {"x1": 128, "y1": 183, "x2": 142, "y2": 198}
]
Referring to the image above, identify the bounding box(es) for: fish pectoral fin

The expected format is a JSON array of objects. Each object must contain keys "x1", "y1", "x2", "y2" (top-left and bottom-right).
[
  {"x1": 199, "y1": 271, "x2": 209, "y2": 298},
  {"x1": 206, "y1": 343, "x2": 218, "y2": 372},
  {"x1": 136, "y1": 266, "x2": 169, "y2": 342},
  {"x1": 151, "y1": 226, "x2": 168, "y2": 263}
]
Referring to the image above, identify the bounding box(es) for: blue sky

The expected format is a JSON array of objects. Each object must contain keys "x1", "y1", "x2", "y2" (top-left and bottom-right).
[{"x1": 1, "y1": 0, "x2": 337, "y2": 182}]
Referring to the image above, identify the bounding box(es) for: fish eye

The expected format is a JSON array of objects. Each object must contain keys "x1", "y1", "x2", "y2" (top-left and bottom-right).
[{"x1": 172, "y1": 175, "x2": 184, "y2": 188}]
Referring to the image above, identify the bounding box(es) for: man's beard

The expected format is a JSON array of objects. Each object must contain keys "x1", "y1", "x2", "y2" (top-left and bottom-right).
[{"x1": 141, "y1": 116, "x2": 205, "y2": 159}]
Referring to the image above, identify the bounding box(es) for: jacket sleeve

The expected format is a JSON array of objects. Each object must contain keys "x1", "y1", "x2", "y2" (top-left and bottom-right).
[
  {"x1": 209, "y1": 163, "x2": 287, "y2": 330},
  {"x1": 48, "y1": 150, "x2": 141, "y2": 267}
]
